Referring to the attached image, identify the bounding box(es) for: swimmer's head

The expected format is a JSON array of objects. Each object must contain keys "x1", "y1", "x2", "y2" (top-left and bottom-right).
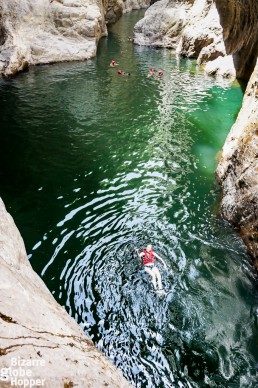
[{"x1": 146, "y1": 244, "x2": 152, "y2": 251}]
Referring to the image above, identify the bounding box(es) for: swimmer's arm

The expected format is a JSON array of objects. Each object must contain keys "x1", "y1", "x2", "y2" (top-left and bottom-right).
[
  {"x1": 153, "y1": 252, "x2": 167, "y2": 269},
  {"x1": 135, "y1": 248, "x2": 143, "y2": 263}
]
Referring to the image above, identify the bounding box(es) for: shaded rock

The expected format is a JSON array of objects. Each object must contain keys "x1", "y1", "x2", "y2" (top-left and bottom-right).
[
  {"x1": 214, "y1": 0, "x2": 258, "y2": 81},
  {"x1": 104, "y1": 0, "x2": 124, "y2": 25},
  {"x1": 0, "y1": 197, "x2": 131, "y2": 387},
  {"x1": 216, "y1": 63, "x2": 258, "y2": 268}
]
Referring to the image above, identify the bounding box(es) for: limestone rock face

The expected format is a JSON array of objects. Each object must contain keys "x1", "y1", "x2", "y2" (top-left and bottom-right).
[
  {"x1": 0, "y1": 0, "x2": 150, "y2": 76},
  {"x1": 216, "y1": 63, "x2": 258, "y2": 268},
  {"x1": 0, "y1": 0, "x2": 107, "y2": 77},
  {"x1": 0, "y1": 197, "x2": 131, "y2": 387}
]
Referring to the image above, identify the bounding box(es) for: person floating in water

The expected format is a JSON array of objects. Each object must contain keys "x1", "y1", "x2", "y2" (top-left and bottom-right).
[
  {"x1": 118, "y1": 69, "x2": 131, "y2": 76},
  {"x1": 110, "y1": 60, "x2": 118, "y2": 67},
  {"x1": 147, "y1": 68, "x2": 155, "y2": 77},
  {"x1": 136, "y1": 244, "x2": 167, "y2": 293},
  {"x1": 157, "y1": 71, "x2": 163, "y2": 78}
]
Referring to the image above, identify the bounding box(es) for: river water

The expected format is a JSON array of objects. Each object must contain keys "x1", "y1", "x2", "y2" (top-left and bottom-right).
[{"x1": 1, "y1": 10, "x2": 258, "y2": 388}]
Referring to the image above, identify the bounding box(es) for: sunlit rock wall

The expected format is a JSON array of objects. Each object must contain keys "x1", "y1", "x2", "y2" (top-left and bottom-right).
[
  {"x1": 0, "y1": 197, "x2": 131, "y2": 387},
  {"x1": 0, "y1": 0, "x2": 107, "y2": 77}
]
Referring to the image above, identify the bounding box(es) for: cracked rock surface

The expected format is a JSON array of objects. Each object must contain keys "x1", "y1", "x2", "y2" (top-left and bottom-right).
[{"x1": 0, "y1": 197, "x2": 130, "y2": 387}]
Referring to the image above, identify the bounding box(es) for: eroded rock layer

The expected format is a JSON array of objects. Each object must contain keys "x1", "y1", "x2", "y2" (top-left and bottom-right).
[{"x1": 0, "y1": 197, "x2": 130, "y2": 387}]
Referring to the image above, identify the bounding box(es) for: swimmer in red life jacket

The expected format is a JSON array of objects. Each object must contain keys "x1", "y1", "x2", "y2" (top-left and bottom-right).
[
  {"x1": 118, "y1": 69, "x2": 131, "y2": 76},
  {"x1": 110, "y1": 60, "x2": 118, "y2": 67},
  {"x1": 147, "y1": 68, "x2": 155, "y2": 78},
  {"x1": 136, "y1": 244, "x2": 167, "y2": 292}
]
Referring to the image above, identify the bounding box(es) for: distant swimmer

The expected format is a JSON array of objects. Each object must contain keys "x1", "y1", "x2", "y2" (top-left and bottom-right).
[
  {"x1": 157, "y1": 71, "x2": 163, "y2": 78},
  {"x1": 135, "y1": 244, "x2": 167, "y2": 293},
  {"x1": 147, "y1": 68, "x2": 155, "y2": 78},
  {"x1": 110, "y1": 60, "x2": 118, "y2": 67},
  {"x1": 128, "y1": 36, "x2": 134, "y2": 42},
  {"x1": 118, "y1": 69, "x2": 131, "y2": 76}
]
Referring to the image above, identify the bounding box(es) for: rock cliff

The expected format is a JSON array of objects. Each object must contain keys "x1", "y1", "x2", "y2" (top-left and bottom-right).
[
  {"x1": 215, "y1": 0, "x2": 258, "y2": 268},
  {"x1": 217, "y1": 64, "x2": 258, "y2": 268},
  {"x1": 0, "y1": 198, "x2": 130, "y2": 387},
  {"x1": 0, "y1": 0, "x2": 150, "y2": 77}
]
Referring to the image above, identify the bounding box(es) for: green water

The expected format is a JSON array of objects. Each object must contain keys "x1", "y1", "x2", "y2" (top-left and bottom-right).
[{"x1": 1, "y1": 10, "x2": 258, "y2": 387}]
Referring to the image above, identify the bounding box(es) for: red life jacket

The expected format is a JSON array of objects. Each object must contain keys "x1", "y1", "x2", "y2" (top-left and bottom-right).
[{"x1": 142, "y1": 249, "x2": 155, "y2": 265}]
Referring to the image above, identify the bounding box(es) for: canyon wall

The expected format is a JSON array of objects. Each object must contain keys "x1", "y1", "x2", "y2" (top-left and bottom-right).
[
  {"x1": 0, "y1": 197, "x2": 130, "y2": 387},
  {"x1": 216, "y1": 0, "x2": 258, "y2": 267},
  {"x1": 0, "y1": 0, "x2": 150, "y2": 77},
  {"x1": 133, "y1": 0, "x2": 258, "y2": 80},
  {"x1": 217, "y1": 63, "x2": 258, "y2": 268},
  {"x1": 214, "y1": 0, "x2": 258, "y2": 81}
]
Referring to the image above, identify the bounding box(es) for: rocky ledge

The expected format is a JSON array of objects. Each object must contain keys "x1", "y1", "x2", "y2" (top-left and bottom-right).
[{"x1": 0, "y1": 197, "x2": 130, "y2": 387}]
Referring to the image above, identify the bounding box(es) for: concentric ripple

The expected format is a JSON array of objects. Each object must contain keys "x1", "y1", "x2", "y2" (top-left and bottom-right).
[{"x1": 1, "y1": 10, "x2": 258, "y2": 388}]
